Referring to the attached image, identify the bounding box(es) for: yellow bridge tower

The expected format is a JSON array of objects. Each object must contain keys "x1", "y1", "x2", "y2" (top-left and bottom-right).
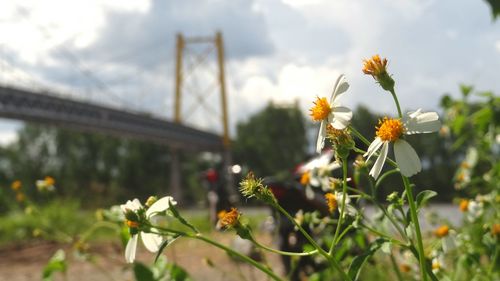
[{"x1": 170, "y1": 31, "x2": 233, "y2": 201}]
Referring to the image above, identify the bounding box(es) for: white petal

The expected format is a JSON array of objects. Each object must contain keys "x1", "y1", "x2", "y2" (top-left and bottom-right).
[
  {"x1": 309, "y1": 175, "x2": 320, "y2": 186},
  {"x1": 326, "y1": 162, "x2": 341, "y2": 171},
  {"x1": 141, "y1": 231, "x2": 163, "y2": 253},
  {"x1": 146, "y1": 196, "x2": 177, "y2": 217},
  {"x1": 125, "y1": 234, "x2": 138, "y2": 263},
  {"x1": 364, "y1": 137, "x2": 383, "y2": 161},
  {"x1": 330, "y1": 106, "x2": 352, "y2": 129},
  {"x1": 121, "y1": 199, "x2": 142, "y2": 213},
  {"x1": 316, "y1": 120, "x2": 327, "y2": 153},
  {"x1": 394, "y1": 139, "x2": 422, "y2": 177},
  {"x1": 442, "y1": 236, "x2": 456, "y2": 253},
  {"x1": 305, "y1": 185, "x2": 315, "y2": 200},
  {"x1": 405, "y1": 110, "x2": 441, "y2": 134},
  {"x1": 407, "y1": 108, "x2": 422, "y2": 119},
  {"x1": 369, "y1": 142, "x2": 389, "y2": 179},
  {"x1": 329, "y1": 74, "x2": 349, "y2": 103}
]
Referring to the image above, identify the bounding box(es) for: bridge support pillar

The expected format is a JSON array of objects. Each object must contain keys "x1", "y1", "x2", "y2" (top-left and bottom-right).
[{"x1": 169, "y1": 148, "x2": 182, "y2": 201}]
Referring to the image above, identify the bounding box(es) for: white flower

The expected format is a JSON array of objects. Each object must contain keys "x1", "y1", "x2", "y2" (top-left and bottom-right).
[
  {"x1": 298, "y1": 150, "x2": 341, "y2": 198},
  {"x1": 121, "y1": 196, "x2": 177, "y2": 263},
  {"x1": 36, "y1": 176, "x2": 55, "y2": 192},
  {"x1": 309, "y1": 74, "x2": 353, "y2": 153},
  {"x1": 325, "y1": 191, "x2": 357, "y2": 218},
  {"x1": 465, "y1": 200, "x2": 483, "y2": 222},
  {"x1": 334, "y1": 191, "x2": 357, "y2": 218},
  {"x1": 364, "y1": 109, "x2": 441, "y2": 179},
  {"x1": 431, "y1": 253, "x2": 445, "y2": 274}
]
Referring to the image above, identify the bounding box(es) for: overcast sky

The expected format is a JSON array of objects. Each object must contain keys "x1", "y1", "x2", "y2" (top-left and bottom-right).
[{"x1": 0, "y1": 0, "x2": 499, "y2": 144}]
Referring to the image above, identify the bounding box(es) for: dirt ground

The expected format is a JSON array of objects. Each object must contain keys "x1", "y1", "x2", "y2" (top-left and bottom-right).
[{"x1": 0, "y1": 233, "x2": 285, "y2": 281}]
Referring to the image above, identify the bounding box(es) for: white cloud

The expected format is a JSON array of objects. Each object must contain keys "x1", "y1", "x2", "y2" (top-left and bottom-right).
[{"x1": 496, "y1": 40, "x2": 500, "y2": 52}]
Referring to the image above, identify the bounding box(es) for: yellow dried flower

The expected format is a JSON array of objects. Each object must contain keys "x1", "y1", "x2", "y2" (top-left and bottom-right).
[{"x1": 217, "y1": 207, "x2": 240, "y2": 229}]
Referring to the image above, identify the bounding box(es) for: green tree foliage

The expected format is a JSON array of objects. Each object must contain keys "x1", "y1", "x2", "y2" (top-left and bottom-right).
[
  {"x1": 484, "y1": 0, "x2": 500, "y2": 20},
  {"x1": 233, "y1": 102, "x2": 308, "y2": 177},
  {"x1": 0, "y1": 125, "x2": 172, "y2": 206}
]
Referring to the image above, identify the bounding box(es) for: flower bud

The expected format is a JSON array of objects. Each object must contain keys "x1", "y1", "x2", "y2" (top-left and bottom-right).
[{"x1": 362, "y1": 55, "x2": 395, "y2": 92}]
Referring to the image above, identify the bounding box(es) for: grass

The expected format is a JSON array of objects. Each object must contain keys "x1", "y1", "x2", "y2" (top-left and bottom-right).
[{"x1": 0, "y1": 202, "x2": 271, "y2": 246}]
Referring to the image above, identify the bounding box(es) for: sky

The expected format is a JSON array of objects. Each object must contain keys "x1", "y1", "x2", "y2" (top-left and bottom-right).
[{"x1": 0, "y1": 0, "x2": 499, "y2": 145}]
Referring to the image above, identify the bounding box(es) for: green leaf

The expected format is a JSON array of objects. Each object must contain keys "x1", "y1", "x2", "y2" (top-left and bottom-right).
[
  {"x1": 166, "y1": 263, "x2": 192, "y2": 281},
  {"x1": 416, "y1": 190, "x2": 437, "y2": 211},
  {"x1": 460, "y1": 84, "x2": 474, "y2": 97},
  {"x1": 42, "y1": 249, "x2": 67, "y2": 281},
  {"x1": 154, "y1": 234, "x2": 180, "y2": 263},
  {"x1": 133, "y1": 262, "x2": 156, "y2": 281},
  {"x1": 347, "y1": 239, "x2": 385, "y2": 280}
]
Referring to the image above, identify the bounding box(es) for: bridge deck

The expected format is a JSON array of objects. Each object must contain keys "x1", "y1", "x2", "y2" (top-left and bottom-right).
[{"x1": 0, "y1": 86, "x2": 224, "y2": 151}]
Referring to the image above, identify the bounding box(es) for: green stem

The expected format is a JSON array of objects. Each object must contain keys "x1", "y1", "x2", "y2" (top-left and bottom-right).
[
  {"x1": 273, "y1": 203, "x2": 351, "y2": 281},
  {"x1": 389, "y1": 253, "x2": 405, "y2": 281},
  {"x1": 390, "y1": 89, "x2": 403, "y2": 118},
  {"x1": 334, "y1": 225, "x2": 353, "y2": 245},
  {"x1": 152, "y1": 225, "x2": 282, "y2": 281},
  {"x1": 274, "y1": 204, "x2": 327, "y2": 256},
  {"x1": 402, "y1": 176, "x2": 428, "y2": 281},
  {"x1": 79, "y1": 221, "x2": 120, "y2": 243},
  {"x1": 375, "y1": 169, "x2": 399, "y2": 189},
  {"x1": 194, "y1": 234, "x2": 283, "y2": 281},
  {"x1": 254, "y1": 240, "x2": 318, "y2": 256},
  {"x1": 330, "y1": 159, "x2": 348, "y2": 254},
  {"x1": 359, "y1": 223, "x2": 405, "y2": 247},
  {"x1": 367, "y1": 175, "x2": 408, "y2": 241},
  {"x1": 350, "y1": 126, "x2": 371, "y2": 146},
  {"x1": 489, "y1": 240, "x2": 499, "y2": 275}
]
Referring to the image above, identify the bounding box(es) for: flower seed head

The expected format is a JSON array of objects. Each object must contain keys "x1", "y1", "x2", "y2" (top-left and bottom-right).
[{"x1": 239, "y1": 172, "x2": 277, "y2": 204}]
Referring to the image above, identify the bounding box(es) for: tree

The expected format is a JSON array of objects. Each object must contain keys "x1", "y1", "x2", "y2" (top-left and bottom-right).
[{"x1": 233, "y1": 102, "x2": 308, "y2": 177}]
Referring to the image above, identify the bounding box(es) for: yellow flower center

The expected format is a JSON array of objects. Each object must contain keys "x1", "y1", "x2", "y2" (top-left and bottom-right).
[
  {"x1": 310, "y1": 97, "x2": 331, "y2": 121},
  {"x1": 434, "y1": 225, "x2": 449, "y2": 238},
  {"x1": 432, "y1": 260, "x2": 441, "y2": 271},
  {"x1": 126, "y1": 220, "x2": 140, "y2": 228},
  {"x1": 300, "y1": 171, "x2": 311, "y2": 186},
  {"x1": 460, "y1": 162, "x2": 470, "y2": 169},
  {"x1": 362, "y1": 55, "x2": 388, "y2": 77},
  {"x1": 16, "y1": 193, "x2": 25, "y2": 202},
  {"x1": 11, "y1": 180, "x2": 22, "y2": 191},
  {"x1": 376, "y1": 117, "x2": 404, "y2": 142},
  {"x1": 400, "y1": 264, "x2": 411, "y2": 273},
  {"x1": 44, "y1": 176, "x2": 55, "y2": 186},
  {"x1": 325, "y1": 193, "x2": 338, "y2": 213},
  {"x1": 459, "y1": 199, "x2": 469, "y2": 212},
  {"x1": 492, "y1": 224, "x2": 500, "y2": 236}
]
